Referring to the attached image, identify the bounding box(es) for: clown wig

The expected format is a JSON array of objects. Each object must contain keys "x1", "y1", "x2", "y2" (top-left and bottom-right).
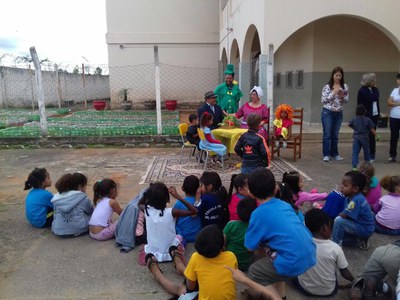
[{"x1": 275, "y1": 104, "x2": 294, "y2": 120}]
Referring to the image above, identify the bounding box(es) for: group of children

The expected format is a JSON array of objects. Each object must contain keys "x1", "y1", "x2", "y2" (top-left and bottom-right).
[
  {"x1": 22, "y1": 99, "x2": 400, "y2": 299},
  {"x1": 187, "y1": 103, "x2": 295, "y2": 173},
  {"x1": 24, "y1": 161, "x2": 400, "y2": 299}
]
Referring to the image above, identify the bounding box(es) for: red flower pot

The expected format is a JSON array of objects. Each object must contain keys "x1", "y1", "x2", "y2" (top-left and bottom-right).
[
  {"x1": 165, "y1": 100, "x2": 177, "y2": 111},
  {"x1": 93, "y1": 100, "x2": 106, "y2": 111}
]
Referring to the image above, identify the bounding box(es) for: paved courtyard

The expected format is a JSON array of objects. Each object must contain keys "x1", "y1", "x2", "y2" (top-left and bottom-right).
[{"x1": 0, "y1": 142, "x2": 399, "y2": 299}]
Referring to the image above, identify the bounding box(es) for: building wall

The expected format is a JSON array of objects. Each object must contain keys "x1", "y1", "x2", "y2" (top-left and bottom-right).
[
  {"x1": 219, "y1": 1, "x2": 400, "y2": 123},
  {"x1": 273, "y1": 16, "x2": 399, "y2": 123},
  {"x1": 106, "y1": 0, "x2": 220, "y2": 105}
]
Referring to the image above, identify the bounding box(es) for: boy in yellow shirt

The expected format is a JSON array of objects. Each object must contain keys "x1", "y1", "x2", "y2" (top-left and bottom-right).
[{"x1": 146, "y1": 224, "x2": 238, "y2": 300}]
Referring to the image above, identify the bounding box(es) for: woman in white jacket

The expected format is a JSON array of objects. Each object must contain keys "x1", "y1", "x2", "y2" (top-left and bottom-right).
[{"x1": 51, "y1": 173, "x2": 93, "y2": 236}]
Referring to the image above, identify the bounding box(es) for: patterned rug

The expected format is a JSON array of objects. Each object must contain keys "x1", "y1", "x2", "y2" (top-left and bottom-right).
[{"x1": 141, "y1": 155, "x2": 311, "y2": 184}]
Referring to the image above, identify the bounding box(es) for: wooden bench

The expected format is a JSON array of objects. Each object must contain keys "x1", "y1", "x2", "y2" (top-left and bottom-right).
[{"x1": 270, "y1": 107, "x2": 303, "y2": 162}]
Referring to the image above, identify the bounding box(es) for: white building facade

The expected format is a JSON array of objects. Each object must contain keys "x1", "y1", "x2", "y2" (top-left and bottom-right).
[{"x1": 106, "y1": 0, "x2": 400, "y2": 122}]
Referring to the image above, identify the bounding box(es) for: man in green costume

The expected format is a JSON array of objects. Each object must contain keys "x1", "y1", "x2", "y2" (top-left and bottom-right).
[{"x1": 214, "y1": 64, "x2": 243, "y2": 114}]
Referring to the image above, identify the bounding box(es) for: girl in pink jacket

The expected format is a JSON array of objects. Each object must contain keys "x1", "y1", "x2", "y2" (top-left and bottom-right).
[{"x1": 282, "y1": 171, "x2": 328, "y2": 207}]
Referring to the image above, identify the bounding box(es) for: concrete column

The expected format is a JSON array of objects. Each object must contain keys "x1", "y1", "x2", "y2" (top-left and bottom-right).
[{"x1": 238, "y1": 61, "x2": 251, "y2": 105}]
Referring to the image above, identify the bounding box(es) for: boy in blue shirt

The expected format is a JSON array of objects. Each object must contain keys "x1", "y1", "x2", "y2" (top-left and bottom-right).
[
  {"x1": 332, "y1": 170, "x2": 375, "y2": 250},
  {"x1": 244, "y1": 168, "x2": 316, "y2": 299},
  {"x1": 173, "y1": 175, "x2": 202, "y2": 243}
]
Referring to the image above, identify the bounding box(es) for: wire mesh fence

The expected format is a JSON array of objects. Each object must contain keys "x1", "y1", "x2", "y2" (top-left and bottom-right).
[{"x1": 0, "y1": 55, "x2": 219, "y2": 109}]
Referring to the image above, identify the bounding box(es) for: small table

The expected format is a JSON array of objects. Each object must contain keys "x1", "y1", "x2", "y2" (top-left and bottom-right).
[{"x1": 212, "y1": 128, "x2": 248, "y2": 154}]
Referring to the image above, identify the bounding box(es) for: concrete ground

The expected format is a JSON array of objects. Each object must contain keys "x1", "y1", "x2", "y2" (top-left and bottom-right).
[{"x1": 0, "y1": 141, "x2": 399, "y2": 299}]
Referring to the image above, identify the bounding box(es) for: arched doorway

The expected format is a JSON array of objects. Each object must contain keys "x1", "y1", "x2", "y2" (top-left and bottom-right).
[
  {"x1": 274, "y1": 15, "x2": 400, "y2": 123},
  {"x1": 242, "y1": 25, "x2": 261, "y2": 88},
  {"x1": 230, "y1": 39, "x2": 240, "y2": 81}
]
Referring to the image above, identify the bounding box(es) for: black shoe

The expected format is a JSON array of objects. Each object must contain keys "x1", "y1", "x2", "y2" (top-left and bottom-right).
[{"x1": 386, "y1": 157, "x2": 396, "y2": 163}]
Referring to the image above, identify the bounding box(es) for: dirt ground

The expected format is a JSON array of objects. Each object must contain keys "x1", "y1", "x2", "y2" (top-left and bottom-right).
[{"x1": 0, "y1": 144, "x2": 399, "y2": 299}]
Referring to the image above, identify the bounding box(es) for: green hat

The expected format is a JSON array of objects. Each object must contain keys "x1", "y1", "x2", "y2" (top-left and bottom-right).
[{"x1": 224, "y1": 64, "x2": 235, "y2": 75}]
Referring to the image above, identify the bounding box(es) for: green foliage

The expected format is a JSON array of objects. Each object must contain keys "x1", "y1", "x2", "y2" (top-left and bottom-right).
[
  {"x1": 94, "y1": 67, "x2": 102, "y2": 75},
  {"x1": 219, "y1": 115, "x2": 238, "y2": 127}
]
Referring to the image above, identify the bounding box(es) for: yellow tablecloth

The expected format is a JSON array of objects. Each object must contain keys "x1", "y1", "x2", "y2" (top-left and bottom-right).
[{"x1": 212, "y1": 128, "x2": 248, "y2": 154}]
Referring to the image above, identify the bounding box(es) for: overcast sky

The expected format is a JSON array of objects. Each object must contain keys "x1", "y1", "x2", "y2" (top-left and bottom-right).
[{"x1": 0, "y1": 0, "x2": 108, "y2": 66}]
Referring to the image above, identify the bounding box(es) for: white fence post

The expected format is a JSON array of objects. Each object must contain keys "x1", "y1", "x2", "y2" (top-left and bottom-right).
[
  {"x1": 29, "y1": 47, "x2": 47, "y2": 137},
  {"x1": 82, "y1": 63, "x2": 88, "y2": 109},
  {"x1": 154, "y1": 45, "x2": 162, "y2": 135}
]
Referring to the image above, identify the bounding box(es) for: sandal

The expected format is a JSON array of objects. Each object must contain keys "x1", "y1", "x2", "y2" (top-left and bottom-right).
[
  {"x1": 349, "y1": 278, "x2": 364, "y2": 300},
  {"x1": 145, "y1": 253, "x2": 162, "y2": 274},
  {"x1": 169, "y1": 245, "x2": 185, "y2": 263}
]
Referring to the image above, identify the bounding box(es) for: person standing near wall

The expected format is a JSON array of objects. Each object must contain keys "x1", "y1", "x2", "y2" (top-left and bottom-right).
[
  {"x1": 387, "y1": 73, "x2": 400, "y2": 163},
  {"x1": 214, "y1": 64, "x2": 243, "y2": 114},
  {"x1": 321, "y1": 66, "x2": 349, "y2": 162},
  {"x1": 357, "y1": 73, "x2": 380, "y2": 162}
]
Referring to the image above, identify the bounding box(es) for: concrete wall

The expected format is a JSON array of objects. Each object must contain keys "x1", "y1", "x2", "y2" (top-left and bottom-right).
[{"x1": 0, "y1": 67, "x2": 110, "y2": 108}]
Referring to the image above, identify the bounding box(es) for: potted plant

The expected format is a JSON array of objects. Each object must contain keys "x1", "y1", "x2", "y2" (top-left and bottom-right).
[
  {"x1": 219, "y1": 115, "x2": 238, "y2": 129},
  {"x1": 93, "y1": 100, "x2": 107, "y2": 110},
  {"x1": 144, "y1": 99, "x2": 156, "y2": 110},
  {"x1": 118, "y1": 88, "x2": 133, "y2": 110},
  {"x1": 165, "y1": 99, "x2": 177, "y2": 111}
]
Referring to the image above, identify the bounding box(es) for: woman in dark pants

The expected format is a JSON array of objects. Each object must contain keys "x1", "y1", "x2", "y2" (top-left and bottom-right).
[
  {"x1": 387, "y1": 73, "x2": 400, "y2": 163},
  {"x1": 357, "y1": 73, "x2": 380, "y2": 162}
]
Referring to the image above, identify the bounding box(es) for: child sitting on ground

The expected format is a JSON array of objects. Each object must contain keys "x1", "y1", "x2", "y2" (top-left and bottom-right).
[
  {"x1": 224, "y1": 197, "x2": 258, "y2": 271},
  {"x1": 374, "y1": 175, "x2": 400, "y2": 235},
  {"x1": 196, "y1": 171, "x2": 229, "y2": 228},
  {"x1": 227, "y1": 174, "x2": 250, "y2": 221},
  {"x1": 358, "y1": 161, "x2": 381, "y2": 213},
  {"x1": 331, "y1": 170, "x2": 375, "y2": 250},
  {"x1": 89, "y1": 179, "x2": 123, "y2": 241},
  {"x1": 173, "y1": 175, "x2": 202, "y2": 243},
  {"x1": 273, "y1": 104, "x2": 294, "y2": 149},
  {"x1": 146, "y1": 224, "x2": 238, "y2": 300},
  {"x1": 349, "y1": 104, "x2": 377, "y2": 169},
  {"x1": 245, "y1": 168, "x2": 316, "y2": 299},
  {"x1": 282, "y1": 171, "x2": 327, "y2": 208},
  {"x1": 199, "y1": 112, "x2": 227, "y2": 165},
  {"x1": 24, "y1": 167, "x2": 54, "y2": 228},
  {"x1": 322, "y1": 188, "x2": 347, "y2": 220},
  {"x1": 144, "y1": 182, "x2": 197, "y2": 262},
  {"x1": 51, "y1": 172, "x2": 93, "y2": 236},
  {"x1": 350, "y1": 241, "x2": 400, "y2": 300},
  {"x1": 296, "y1": 209, "x2": 354, "y2": 297},
  {"x1": 275, "y1": 182, "x2": 304, "y2": 222},
  {"x1": 235, "y1": 113, "x2": 270, "y2": 174}
]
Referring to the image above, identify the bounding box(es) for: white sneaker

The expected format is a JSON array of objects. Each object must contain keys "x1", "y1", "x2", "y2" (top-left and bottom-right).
[
  {"x1": 334, "y1": 156, "x2": 344, "y2": 161},
  {"x1": 323, "y1": 156, "x2": 329, "y2": 162},
  {"x1": 275, "y1": 141, "x2": 280, "y2": 148},
  {"x1": 282, "y1": 142, "x2": 287, "y2": 149},
  {"x1": 370, "y1": 159, "x2": 375, "y2": 163}
]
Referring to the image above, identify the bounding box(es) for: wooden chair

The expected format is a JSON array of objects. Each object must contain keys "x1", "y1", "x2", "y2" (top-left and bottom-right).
[
  {"x1": 197, "y1": 128, "x2": 224, "y2": 171},
  {"x1": 270, "y1": 107, "x2": 303, "y2": 162},
  {"x1": 178, "y1": 123, "x2": 197, "y2": 163}
]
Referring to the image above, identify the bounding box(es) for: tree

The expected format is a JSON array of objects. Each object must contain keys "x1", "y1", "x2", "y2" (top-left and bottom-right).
[{"x1": 94, "y1": 66, "x2": 102, "y2": 75}]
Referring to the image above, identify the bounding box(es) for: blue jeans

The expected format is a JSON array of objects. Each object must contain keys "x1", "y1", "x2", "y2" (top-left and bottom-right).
[
  {"x1": 352, "y1": 136, "x2": 371, "y2": 168},
  {"x1": 332, "y1": 216, "x2": 372, "y2": 246},
  {"x1": 241, "y1": 166, "x2": 257, "y2": 174},
  {"x1": 321, "y1": 108, "x2": 343, "y2": 157},
  {"x1": 375, "y1": 222, "x2": 400, "y2": 235}
]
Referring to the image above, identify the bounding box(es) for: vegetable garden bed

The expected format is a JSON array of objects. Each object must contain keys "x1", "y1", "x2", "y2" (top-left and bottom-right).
[{"x1": 0, "y1": 109, "x2": 179, "y2": 138}]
